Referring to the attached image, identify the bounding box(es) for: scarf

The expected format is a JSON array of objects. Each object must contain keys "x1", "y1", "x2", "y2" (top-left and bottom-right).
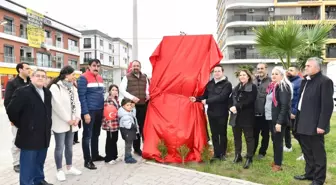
[
  {"x1": 267, "y1": 82, "x2": 278, "y2": 107},
  {"x1": 62, "y1": 81, "x2": 76, "y2": 115}
]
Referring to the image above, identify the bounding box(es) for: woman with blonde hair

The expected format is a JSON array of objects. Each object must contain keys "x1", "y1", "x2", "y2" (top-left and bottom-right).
[{"x1": 265, "y1": 66, "x2": 293, "y2": 172}]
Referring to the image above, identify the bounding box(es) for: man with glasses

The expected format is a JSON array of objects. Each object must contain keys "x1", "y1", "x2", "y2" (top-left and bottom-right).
[
  {"x1": 77, "y1": 59, "x2": 105, "y2": 169},
  {"x1": 6, "y1": 69, "x2": 53, "y2": 185},
  {"x1": 4, "y1": 62, "x2": 31, "y2": 173},
  {"x1": 253, "y1": 63, "x2": 271, "y2": 159}
]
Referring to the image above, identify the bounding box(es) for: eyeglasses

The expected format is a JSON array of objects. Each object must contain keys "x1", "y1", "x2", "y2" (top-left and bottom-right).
[{"x1": 34, "y1": 74, "x2": 46, "y2": 79}]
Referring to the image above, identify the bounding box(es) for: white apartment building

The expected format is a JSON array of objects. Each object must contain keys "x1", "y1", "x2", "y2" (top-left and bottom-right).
[
  {"x1": 80, "y1": 30, "x2": 132, "y2": 87},
  {"x1": 217, "y1": 0, "x2": 336, "y2": 84}
]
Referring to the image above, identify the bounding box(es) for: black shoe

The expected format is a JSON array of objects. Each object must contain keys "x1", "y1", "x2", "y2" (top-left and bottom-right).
[
  {"x1": 233, "y1": 154, "x2": 243, "y2": 163},
  {"x1": 84, "y1": 161, "x2": 97, "y2": 170},
  {"x1": 39, "y1": 180, "x2": 53, "y2": 185},
  {"x1": 134, "y1": 150, "x2": 142, "y2": 156},
  {"x1": 13, "y1": 165, "x2": 20, "y2": 173},
  {"x1": 257, "y1": 154, "x2": 265, "y2": 160},
  {"x1": 294, "y1": 175, "x2": 313, "y2": 181},
  {"x1": 92, "y1": 155, "x2": 105, "y2": 161},
  {"x1": 310, "y1": 181, "x2": 323, "y2": 185},
  {"x1": 243, "y1": 157, "x2": 252, "y2": 169}
]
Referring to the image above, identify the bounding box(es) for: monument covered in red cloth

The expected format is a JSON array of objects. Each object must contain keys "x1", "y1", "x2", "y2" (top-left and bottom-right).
[{"x1": 142, "y1": 35, "x2": 223, "y2": 163}]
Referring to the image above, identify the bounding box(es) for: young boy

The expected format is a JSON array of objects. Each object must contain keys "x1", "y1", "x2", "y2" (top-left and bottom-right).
[{"x1": 118, "y1": 98, "x2": 139, "y2": 163}]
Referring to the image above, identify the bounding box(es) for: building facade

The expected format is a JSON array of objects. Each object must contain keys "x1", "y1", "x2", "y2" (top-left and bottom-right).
[
  {"x1": 217, "y1": 0, "x2": 336, "y2": 84},
  {"x1": 0, "y1": 0, "x2": 81, "y2": 102},
  {"x1": 80, "y1": 30, "x2": 132, "y2": 88}
]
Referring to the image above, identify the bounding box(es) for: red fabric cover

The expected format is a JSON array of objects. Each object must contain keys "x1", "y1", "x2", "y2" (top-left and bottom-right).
[
  {"x1": 143, "y1": 35, "x2": 223, "y2": 163},
  {"x1": 127, "y1": 61, "x2": 133, "y2": 73}
]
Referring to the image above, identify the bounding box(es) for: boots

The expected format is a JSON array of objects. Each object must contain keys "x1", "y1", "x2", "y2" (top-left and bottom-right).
[
  {"x1": 243, "y1": 157, "x2": 252, "y2": 169},
  {"x1": 233, "y1": 154, "x2": 243, "y2": 163}
]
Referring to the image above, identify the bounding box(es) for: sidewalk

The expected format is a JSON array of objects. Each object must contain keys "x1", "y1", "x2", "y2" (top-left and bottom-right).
[{"x1": 0, "y1": 109, "x2": 260, "y2": 185}]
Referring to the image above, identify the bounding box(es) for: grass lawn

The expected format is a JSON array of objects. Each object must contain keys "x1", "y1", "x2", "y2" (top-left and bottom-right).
[{"x1": 181, "y1": 115, "x2": 336, "y2": 185}]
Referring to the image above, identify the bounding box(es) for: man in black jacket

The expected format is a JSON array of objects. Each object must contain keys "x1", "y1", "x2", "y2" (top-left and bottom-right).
[
  {"x1": 4, "y1": 62, "x2": 31, "y2": 173},
  {"x1": 190, "y1": 64, "x2": 232, "y2": 161},
  {"x1": 6, "y1": 69, "x2": 53, "y2": 185},
  {"x1": 294, "y1": 57, "x2": 334, "y2": 185}
]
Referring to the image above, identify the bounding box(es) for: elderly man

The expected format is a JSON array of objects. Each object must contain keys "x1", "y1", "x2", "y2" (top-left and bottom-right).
[
  {"x1": 294, "y1": 57, "x2": 334, "y2": 185},
  {"x1": 120, "y1": 60, "x2": 149, "y2": 156},
  {"x1": 6, "y1": 69, "x2": 53, "y2": 185}
]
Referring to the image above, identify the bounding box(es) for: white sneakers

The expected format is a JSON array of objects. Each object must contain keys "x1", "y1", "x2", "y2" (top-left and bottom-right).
[
  {"x1": 283, "y1": 146, "x2": 293, "y2": 152},
  {"x1": 56, "y1": 167, "x2": 82, "y2": 181},
  {"x1": 108, "y1": 160, "x2": 117, "y2": 165},
  {"x1": 296, "y1": 154, "x2": 305, "y2": 161}
]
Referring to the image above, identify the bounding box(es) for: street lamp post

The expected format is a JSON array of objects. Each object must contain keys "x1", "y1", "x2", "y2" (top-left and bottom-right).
[{"x1": 132, "y1": 0, "x2": 138, "y2": 61}]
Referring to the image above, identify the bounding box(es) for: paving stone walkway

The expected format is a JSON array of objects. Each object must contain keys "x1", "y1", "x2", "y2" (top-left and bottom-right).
[{"x1": 0, "y1": 106, "x2": 261, "y2": 185}]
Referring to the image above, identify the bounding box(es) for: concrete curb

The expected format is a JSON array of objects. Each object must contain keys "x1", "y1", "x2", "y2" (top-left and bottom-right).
[{"x1": 145, "y1": 161, "x2": 263, "y2": 185}]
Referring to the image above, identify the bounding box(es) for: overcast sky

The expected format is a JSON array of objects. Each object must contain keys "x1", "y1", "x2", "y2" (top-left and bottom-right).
[{"x1": 13, "y1": 0, "x2": 217, "y2": 75}]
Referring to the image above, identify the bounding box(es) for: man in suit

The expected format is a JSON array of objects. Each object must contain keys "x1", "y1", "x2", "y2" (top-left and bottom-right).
[
  {"x1": 6, "y1": 69, "x2": 53, "y2": 185},
  {"x1": 294, "y1": 57, "x2": 334, "y2": 185},
  {"x1": 4, "y1": 62, "x2": 31, "y2": 173}
]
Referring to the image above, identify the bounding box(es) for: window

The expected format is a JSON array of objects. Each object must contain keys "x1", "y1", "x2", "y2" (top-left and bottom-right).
[
  {"x1": 112, "y1": 45, "x2": 114, "y2": 53},
  {"x1": 109, "y1": 56, "x2": 112, "y2": 62},
  {"x1": 4, "y1": 17, "x2": 15, "y2": 35},
  {"x1": 84, "y1": 38, "x2": 91, "y2": 48},
  {"x1": 100, "y1": 39, "x2": 103, "y2": 47},
  {"x1": 44, "y1": 30, "x2": 51, "y2": 38},
  {"x1": 4, "y1": 45, "x2": 14, "y2": 63},
  {"x1": 112, "y1": 56, "x2": 114, "y2": 65},
  {"x1": 109, "y1": 43, "x2": 112, "y2": 50},
  {"x1": 20, "y1": 24, "x2": 26, "y2": 38},
  {"x1": 69, "y1": 59, "x2": 78, "y2": 69},
  {"x1": 84, "y1": 52, "x2": 91, "y2": 63},
  {"x1": 68, "y1": 39, "x2": 78, "y2": 52},
  {"x1": 124, "y1": 47, "x2": 127, "y2": 52},
  {"x1": 56, "y1": 54, "x2": 64, "y2": 69},
  {"x1": 36, "y1": 53, "x2": 51, "y2": 67},
  {"x1": 100, "y1": 53, "x2": 104, "y2": 60}
]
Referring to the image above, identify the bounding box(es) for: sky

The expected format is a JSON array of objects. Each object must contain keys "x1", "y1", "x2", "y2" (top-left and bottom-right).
[{"x1": 13, "y1": 0, "x2": 217, "y2": 75}]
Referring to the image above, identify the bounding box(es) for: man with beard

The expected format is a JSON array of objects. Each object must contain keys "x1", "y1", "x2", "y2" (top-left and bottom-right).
[
  {"x1": 119, "y1": 60, "x2": 149, "y2": 156},
  {"x1": 77, "y1": 59, "x2": 105, "y2": 169},
  {"x1": 253, "y1": 63, "x2": 271, "y2": 159},
  {"x1": 4, "y1": 62, "x2": 31, "y2": 173},
  {"x1": 190, "y1": 65, "x2": 232, "y2": 161},
  {"x1": 285, "y1": 65, "x2": 303, "y2": 159}
]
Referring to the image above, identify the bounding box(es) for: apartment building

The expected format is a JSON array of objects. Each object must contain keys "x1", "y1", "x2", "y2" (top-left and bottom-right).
[
  {"x1": 80, "y1": 30, "x2": 132, "y2": 87},
  {"x1": 0, "y1": 0, "x2": 81, "y2": 102},
  {"x1": 217, "y1": 0, "x2": 336, "y2": 84}
]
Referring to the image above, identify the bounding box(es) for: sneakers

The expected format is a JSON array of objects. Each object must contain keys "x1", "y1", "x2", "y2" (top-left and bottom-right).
[
  {"x1": 66, "y1": 167, "x2": 82, "y2": 175},
  {"x1": 57, "y1": 167, "x2": 82, "y2": 181},
  {"x1": 283, "y1": 146, "x2": 293, "y2": 152},
  {"x1": 107, "y1": 160, "x2": 117, "y2": 165},
  {"x1": 125, "y1": 155, "x2": 137, "y2": 164},
  {"x1": 296, "y1": 154, "x2": 305, "y2": 161},
  {"x1": 56, "y1": 170, "x2": 66, "y2": 181}
]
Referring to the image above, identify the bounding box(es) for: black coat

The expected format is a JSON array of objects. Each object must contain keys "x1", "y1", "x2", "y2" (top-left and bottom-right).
[
  {"x1": 230, "y1": 82, "x2": 258, "y2": 127},
  {"x1": 296, "y1": 72, "x2": 334, "y2": 135},
  {"x1": 196, "y1": 77, "x2": 232, "y2": 117},
  {"x1": 4, "y1": 76, "x2": 30, "y2": 109},
  {"x1": 271, "y1": 85, "x2": 291, "y2": 126},
  {"x1": 6, "y1": 84, "x2": 52, "y2": 150}
]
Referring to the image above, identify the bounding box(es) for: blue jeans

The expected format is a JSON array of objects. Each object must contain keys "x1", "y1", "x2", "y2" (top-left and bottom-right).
[
  {"x1": 54, "y1": 131, "x2": 74, "y2": 169},
  {"x1": 82, "y1": 109, "x2": 103, "y2": 162},
  {"x1": 20, "y1": 148, "x2": 48, "y2": 185}
]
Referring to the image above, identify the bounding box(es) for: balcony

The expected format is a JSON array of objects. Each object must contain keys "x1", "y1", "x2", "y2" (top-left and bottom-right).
[
  {"x1": 56, "y1": 41, "x2": 64, "y2": 49},
  {"x1": 226, "y1": 14, "x2": 320, "y2": 24},
  {"x1": 228, "y1": 52, "x2": 277, "y2": 59},
  {"x1": 224, "y1": 0, "x2": 273, "y2": 5},
  {"x1": 226, "y1": 34, "x2": 255, "y2": 44},
  {"x1": 83, "y1": 44, "x2": 91, "y2": 49},
  {"x1": 4, "y1": 56, "x2": 16, "y2": 63},
  {"x1": 328, "y1": 29, "x2": 336, "y2": 38},
  {"x1": 44, "y1": 38, "x2": 53, "y2": 45},
  {"x1": 68, "y1": 45, "x2": 79, "y2": 52},
  {"x1": 326, "y1": 44, "x2": 336, "y2": 58},
  {"x1": 37, "y1": 60, "x2": 52, "y2": 68},
  {"x1": 83, "y1": 58, "x2": 92, "y2": 64},
  {"x1": 20, "y1": 57, "x2": 35, "y2": 65},
  {"x1": 4, "y1": 24, "x2": 15, "y2": 35}
]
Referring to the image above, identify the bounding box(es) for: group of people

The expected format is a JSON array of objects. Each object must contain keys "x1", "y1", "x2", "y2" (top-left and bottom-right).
[
  {"x1": 3, "y1": 56, "x2": 333, "y2": 185},
  {"x1": 190, "y1": 57, "x2": 333, "y2": 185},
  {"x1": 4, "y1": 59, "x2": 149, "y2": 185}
]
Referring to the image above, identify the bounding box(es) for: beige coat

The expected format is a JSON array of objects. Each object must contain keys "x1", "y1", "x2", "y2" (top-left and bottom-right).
[{"x1": 50, "y1": 81, "x2": 81, "y2": 133}]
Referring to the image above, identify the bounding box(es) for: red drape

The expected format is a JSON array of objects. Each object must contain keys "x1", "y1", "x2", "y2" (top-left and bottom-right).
[{"x1": 142, "y1": 35, "x2": 223, "y2": 163}]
